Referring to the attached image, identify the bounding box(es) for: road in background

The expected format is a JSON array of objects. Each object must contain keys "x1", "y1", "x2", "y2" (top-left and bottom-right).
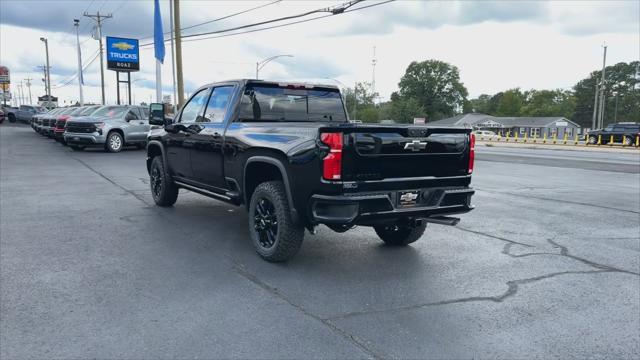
[
  {"x1": 2, "y1": 124, "x2": 639, "y2": 359},
  {"x1": 476, "y1": 144, "x2": 640, "y2": 174}
]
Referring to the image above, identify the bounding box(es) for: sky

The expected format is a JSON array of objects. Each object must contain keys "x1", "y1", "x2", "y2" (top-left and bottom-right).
[{"x1": 0, "y1": 0, "x2": 638, "y2": 106}]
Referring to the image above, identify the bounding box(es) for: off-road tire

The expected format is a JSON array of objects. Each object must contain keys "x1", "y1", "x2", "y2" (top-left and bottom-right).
[
  {"x1": 150, "y1": 156, "x2": 178, "y2": 207},
  {"x1": 69, "y1": 145, "x2": 85, "y2": 151},
  {"x1": 374, "y1": 222, "x2": 427, "y2": 246},
  {"x1": 105, "y1": 131, "x2": 123, "y2": 153},
  {"x1": 249, "y1": 181, "x2": 304, "y2": 262}
]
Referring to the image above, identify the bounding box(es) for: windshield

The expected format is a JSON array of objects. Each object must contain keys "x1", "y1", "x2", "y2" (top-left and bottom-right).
[
  {"x1": 91, "y1": 106, "x2": 128, "y2": 118},
  {"x1": 238, "y1": 85, "x2": 346, "y2": 122}
]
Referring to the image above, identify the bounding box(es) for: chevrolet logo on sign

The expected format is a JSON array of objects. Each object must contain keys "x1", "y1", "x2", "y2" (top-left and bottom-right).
[
  {"x1": 403, "y1": 140, "x2": 428, "y2": 152},
  {"x1": 112, "y1": 42, "x2": 135, "y2": 51}
]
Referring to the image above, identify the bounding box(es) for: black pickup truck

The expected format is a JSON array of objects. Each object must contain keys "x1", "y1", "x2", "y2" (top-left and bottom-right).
[{"x1": 146, "y1": 79, "x2": 475, "y2": 262}]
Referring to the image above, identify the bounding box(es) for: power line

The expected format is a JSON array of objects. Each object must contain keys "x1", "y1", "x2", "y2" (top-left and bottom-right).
[
  {"x1": 53, "y1": 50, "x2": 100, "y2": 89},
  {"x1": 138, "y1": 0, "x2": 284, "y2": 42},
  {"x1": 181, "y1": 0, "x2": 282, "y2": 33},
  {"x1": 175, "y1": 0, "x2": 395, "y2": 45},
  {"x1": 140, "y1": 0, "x2": 369, "y2": 47}
]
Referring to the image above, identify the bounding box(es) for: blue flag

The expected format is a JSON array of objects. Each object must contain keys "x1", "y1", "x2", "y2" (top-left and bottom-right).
[{"x1": 154, "y1": 0, "x2": 165, "y2": 63}]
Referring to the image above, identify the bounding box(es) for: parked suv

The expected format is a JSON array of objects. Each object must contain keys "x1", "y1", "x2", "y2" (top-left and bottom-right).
[
  {"x1": 64, "y1": 105, "x2": 150, "y2": 152},
  {"x1": 588, "y1": 122, "x2": 640, "y2": 146}
]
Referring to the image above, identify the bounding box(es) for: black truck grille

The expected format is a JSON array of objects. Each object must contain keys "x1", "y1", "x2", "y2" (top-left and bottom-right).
[{"x1": 66, "y1": 122, "x2": 96, "y2": 133}]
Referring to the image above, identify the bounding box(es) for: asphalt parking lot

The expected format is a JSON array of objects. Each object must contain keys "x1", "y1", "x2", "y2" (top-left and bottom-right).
[{"x1": 1, "y1": 123, "x2": 639, "y2": 359}]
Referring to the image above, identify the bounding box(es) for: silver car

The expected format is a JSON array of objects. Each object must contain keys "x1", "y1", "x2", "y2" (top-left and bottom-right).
[{"x1": 64, "y1": 105, "x2": 150, "y2": 152}]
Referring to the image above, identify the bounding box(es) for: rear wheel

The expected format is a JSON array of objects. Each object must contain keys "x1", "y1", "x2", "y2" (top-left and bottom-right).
[
  {"x1": 623, "y1": 136, "x2": 634, "y2": 146},
  {"x1": 374, "y1": 221, "x2": 427, "y2": 246},
  {"x1": 150, "y1": 156, "x2": 178, "y2": 206},
  {"x1": 105, "y1": 131, "x2": 123, "y2": 153},
  {"x1": 249, "y1": 181, "x2": 304, "y2": 262},
  {"x1": 588, "y1": 135, "x2": 598, "y2": 145}
]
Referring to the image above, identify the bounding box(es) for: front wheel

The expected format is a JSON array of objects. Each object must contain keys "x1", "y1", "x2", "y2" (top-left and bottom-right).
[
  {"x1": 8, "y1": 114, "x2": 16, "y2": 123},
  {"x1": 150, "y1": 156, "x2": 178, "y2": 207},
  {"x1": 105, "y1": 131, "x2": 123, "y2": 153},
  {"x1": 249, "y1": 181, "x2": 304, "y2": 262},
  {"x1": 374, "y1": 221, "x2": 427, "y2": 246}
]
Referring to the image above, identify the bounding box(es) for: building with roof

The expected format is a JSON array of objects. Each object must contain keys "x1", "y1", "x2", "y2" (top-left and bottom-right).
[{"x1": 429, "y1": 113, "x2": 582, "y2": 139}]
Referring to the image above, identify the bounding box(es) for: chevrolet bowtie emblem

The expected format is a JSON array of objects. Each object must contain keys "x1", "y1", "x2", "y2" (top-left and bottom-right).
[
  {"x1": 112, "y1": 42, "x2": 135, "y2": 51},
  {"x1": 403, "y1": 140, "x2": 427, "y2": 152}
]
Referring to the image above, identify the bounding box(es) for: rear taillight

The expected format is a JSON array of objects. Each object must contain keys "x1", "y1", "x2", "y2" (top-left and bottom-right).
[
  {"x1": 468, "y1": 132, "x2": 475, "y2": 174},
  {"x1": 321, "y1": 132, "x2": 343, "y2": 180}
]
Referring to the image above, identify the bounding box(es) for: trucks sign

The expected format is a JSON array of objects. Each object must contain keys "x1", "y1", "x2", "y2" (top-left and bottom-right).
[{"x1": 106, "y1": 37, "x2": 139, "y2": 72}]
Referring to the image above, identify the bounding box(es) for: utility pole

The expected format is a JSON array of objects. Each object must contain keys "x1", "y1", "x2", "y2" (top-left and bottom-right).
[
  {"x1": 591, "y1": 83, "x2": 599, "y2": 130},
  {"x1": 84, "y1": 11, "x2": 112, "y2": 105},
  {"x1": 597, "y1": 45, "x2": 607, "y2": 129},
  {"x1": 614, "y1": 92, "x2": 619, "y2": 123},
  {"x1": 74, "y1": 19, "x2": 84, "y2": 105},
  {"x1": 371, "y1": 46, "x2": 376, "y2": 96},
  {"x1": 24, "y1": 77, "x2": 33, "y2": 104},
  {"x1": 17, "y1": 81, "x2": 22, "y2": 106},
  {"x1": 174, "y1": 0, "x2": 185, "y2": 108},
  {"x1": 39, "y1": 37, "x2": 51, "y2": 107}
]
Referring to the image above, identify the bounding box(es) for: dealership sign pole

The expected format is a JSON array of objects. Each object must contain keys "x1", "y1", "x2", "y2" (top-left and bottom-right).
[
  {"x1": 0, "y1": 66, "x2": 9, "y2": 107},
  {"x1": 106, "y1": 37, "x2": 139, "y2": 105}
]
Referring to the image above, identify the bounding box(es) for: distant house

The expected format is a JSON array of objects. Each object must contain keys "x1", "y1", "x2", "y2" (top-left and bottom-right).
[{"x1": 429, "y1": 113, "x2": 582, "y2": 138}]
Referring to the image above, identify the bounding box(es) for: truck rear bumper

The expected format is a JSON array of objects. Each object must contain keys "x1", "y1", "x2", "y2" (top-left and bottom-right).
[{"x1": 309, "y1": 187, "x2": 474, "y2": 226}]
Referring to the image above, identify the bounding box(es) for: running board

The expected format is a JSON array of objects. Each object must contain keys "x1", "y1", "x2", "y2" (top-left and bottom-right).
[
  {"x1": 424, "y1": 216, "x2": 460, "y2": 226},
  {"x1": 174, "y1": 181, "x2": 232, "y2": 201}
]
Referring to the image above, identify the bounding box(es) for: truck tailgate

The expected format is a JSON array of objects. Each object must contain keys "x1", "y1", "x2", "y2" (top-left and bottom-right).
[{"x1": 323, "y1": 126, "x2": 471, "y2": 181}]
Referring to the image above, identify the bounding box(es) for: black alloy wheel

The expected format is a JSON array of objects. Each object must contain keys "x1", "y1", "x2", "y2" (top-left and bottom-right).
[
  {"x1": 253, "y1": 197, "x2": 278, "y2": 249},
  {"x1": 149, "y1": 156, "x2": 178, "y2": 206}
]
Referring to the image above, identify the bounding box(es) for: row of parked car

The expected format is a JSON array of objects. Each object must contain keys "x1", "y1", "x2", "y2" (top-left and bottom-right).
[{"x1": 30, "y1": 104, "x2": 151, "y2": 152}]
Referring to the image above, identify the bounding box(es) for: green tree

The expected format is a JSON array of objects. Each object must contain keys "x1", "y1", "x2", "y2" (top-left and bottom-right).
[
  {"x1": 343, "y1": 81, "x2": 378, "y2": 121},
  {"x1": 469, "y1": 94, "x2": 492, "y2": 113},
  {"x1": 495, "y1": 88, "x2": 524, "y2": 116},
  {"x1": 397, "y1": 60, "x2": 468, "y2": 121},
  {"x1": 384, "y1": 93, "x2": 426, "y2": 123},
  {"x1": 520, "y1": 89, "x2": 575, "y2": 118},
  {"x1": 573, "y1": 61, "x2": 640, "y2": 128}
]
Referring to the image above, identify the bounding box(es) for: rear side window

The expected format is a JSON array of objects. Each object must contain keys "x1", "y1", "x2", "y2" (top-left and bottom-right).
[
  {"x1": 201, "y1": 86, "x2": 233, "y2": 123},
  {"x1": 179, "y1": 89, "x2": 210, "y2": 123}
]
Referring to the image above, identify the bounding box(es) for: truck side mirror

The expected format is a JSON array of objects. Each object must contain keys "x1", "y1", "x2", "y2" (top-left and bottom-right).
[{"x1": 149, "y1": 103, "x2": 165, "y2": 126}]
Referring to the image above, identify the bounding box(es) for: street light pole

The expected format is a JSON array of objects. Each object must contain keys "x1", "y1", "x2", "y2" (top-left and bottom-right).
[
  {"x1": 74, "y1": 19, "x2": 84, "y2": 105},
  {"x1": 39, "y1": 37, "x2": 51, "y2": 107},
  {"x1": 255, "y1": 54, "x2": 293, "y2": 79}
]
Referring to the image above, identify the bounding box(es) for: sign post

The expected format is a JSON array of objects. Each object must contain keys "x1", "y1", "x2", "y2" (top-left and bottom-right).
[
  {"x1": 106, "y1": 37, "x2": 139, "y2": 105},
  {"x1": 0, "y1": 66, "x2": 10, "y2": 107}
]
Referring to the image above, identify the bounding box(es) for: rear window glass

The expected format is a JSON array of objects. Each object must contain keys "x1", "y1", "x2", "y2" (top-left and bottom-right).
[{"x1": 239, "y1": 85, "x2": 346, "y2": 122}]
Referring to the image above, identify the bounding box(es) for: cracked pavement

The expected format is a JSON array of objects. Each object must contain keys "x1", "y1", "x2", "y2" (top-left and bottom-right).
[{"x1": 1, "y1": 124, "x2": 639, "y2": 359}]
